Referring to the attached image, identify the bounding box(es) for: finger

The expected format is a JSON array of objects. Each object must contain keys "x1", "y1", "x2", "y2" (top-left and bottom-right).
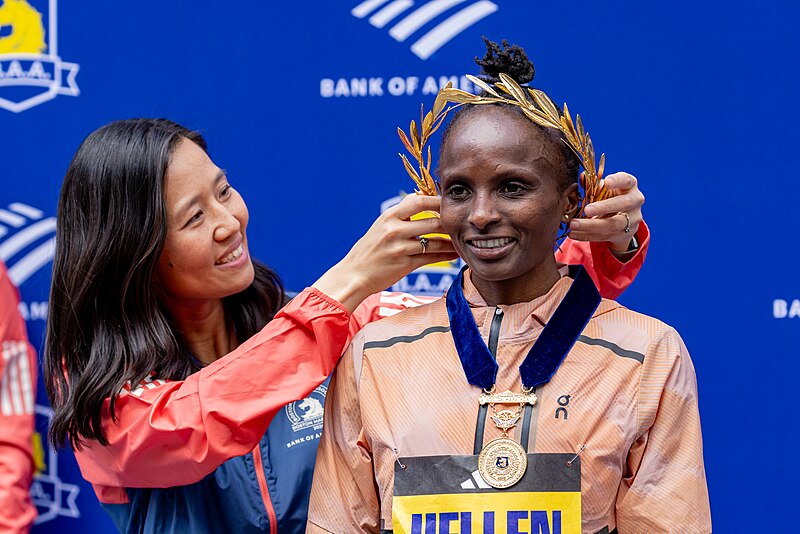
[
  {"x1": 397, "y1": 216, "x2": 451, "y2": 237},
  {"x1": 602, "y1": 172, "x2": 637, "y2": 192},
  {"x1": 568, "y1": 215, "x2": 636, "y2": 241},
  {"x1": 409, "y1": 237, "x2": 457, "y2": 255},
  {"x1": 583, "y1": 193, "x2": 642, "y2": 218},
  {"x1": 389, "y1": 194, "x2": 441, "y2": 220}
]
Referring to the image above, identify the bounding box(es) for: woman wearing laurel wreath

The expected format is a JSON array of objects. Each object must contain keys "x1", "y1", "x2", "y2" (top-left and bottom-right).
[{"x1": 308, "y1": 41, "x2": 710, "y2": 534}]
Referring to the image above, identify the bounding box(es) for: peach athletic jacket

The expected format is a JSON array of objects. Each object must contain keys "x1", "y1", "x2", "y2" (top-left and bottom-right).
[{"x1": 308, "y1": 263, "x2": 710, "y2": 534}]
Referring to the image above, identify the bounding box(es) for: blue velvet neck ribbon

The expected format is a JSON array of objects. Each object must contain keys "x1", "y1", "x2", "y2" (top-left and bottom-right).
[{"x1": 445, "y1": 266, "x2": 601, "y2": 391}]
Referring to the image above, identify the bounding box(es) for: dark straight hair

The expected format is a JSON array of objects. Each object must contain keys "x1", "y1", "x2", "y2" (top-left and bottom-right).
[{"x1": 45, "y1": 118, "x2": 284, "y2": 449}]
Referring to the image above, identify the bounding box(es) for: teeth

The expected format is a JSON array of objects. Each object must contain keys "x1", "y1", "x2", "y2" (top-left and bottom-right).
[
  {"x1": 471, "y1": 238, "x2": 512, "y2": 249},
  {"x1": 217, "y1": 244, "x2": 243, "y2": 265}
]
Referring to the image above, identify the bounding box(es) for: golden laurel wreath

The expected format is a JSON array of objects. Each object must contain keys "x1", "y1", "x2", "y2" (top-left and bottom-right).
[{"x1": 398, "y1": 73, "x2": 615, "y2": 217}]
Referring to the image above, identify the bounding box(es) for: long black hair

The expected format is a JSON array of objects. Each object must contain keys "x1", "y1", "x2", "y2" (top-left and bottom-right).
[{"x1": 45, "y1": 118, "x2": 284, "y2": 449}]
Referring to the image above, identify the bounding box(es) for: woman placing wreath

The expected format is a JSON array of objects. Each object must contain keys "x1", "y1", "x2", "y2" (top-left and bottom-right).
[{"x1": 44, "y1": 110, "x2": 645, "y2": 533}]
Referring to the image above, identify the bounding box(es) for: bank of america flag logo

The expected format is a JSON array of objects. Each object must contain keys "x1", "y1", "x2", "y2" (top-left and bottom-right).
[
  {"x1": 0, "y1": 202, "x2": 56, "y2": 286},
  {"x1": 352, "y1": 0, "x2": 498, "y2": 60}
]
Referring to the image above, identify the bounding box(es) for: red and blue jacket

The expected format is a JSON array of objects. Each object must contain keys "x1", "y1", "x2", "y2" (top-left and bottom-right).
[{"x1": 72, "y1": 230, "x2": 648, "y2": 534}]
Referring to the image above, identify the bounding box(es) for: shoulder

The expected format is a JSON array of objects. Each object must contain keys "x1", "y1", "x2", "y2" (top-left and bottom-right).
[
  {"x1": 582, "y1": 298, "x2": 686, "y2": 367},
  {"x1": 358, "y1": 297, "x2": 448, "y2": 346}
]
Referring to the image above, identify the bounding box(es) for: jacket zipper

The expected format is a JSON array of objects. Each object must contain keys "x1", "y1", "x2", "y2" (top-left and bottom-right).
[
  {"x1": 488, "y1": 307, "x2": 503, "y2": 358},
  {"x1": 251, "y1": 445, "x2": 278, "y2": 534}
]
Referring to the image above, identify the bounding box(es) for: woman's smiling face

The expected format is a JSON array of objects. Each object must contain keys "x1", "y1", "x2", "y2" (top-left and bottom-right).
[
  {"x1": 439, "y1": 106, "x2": 578, "y2": 303},
  {"x1": 156, "y1": 138, "x2": 255, "y2": 303}
]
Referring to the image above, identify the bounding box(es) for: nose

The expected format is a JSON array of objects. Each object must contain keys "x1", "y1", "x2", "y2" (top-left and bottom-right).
[
  {"x1": 212, "y1": 204, "x2": 241, "y2": 242},
  {"x1": 467, "y1": 190, "x2": 501, "y2": 230}
]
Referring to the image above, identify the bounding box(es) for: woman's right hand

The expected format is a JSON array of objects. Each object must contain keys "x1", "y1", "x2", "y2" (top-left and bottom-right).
[{"x1": 313, "y1": 194, "x2": 458, "y2": 312}]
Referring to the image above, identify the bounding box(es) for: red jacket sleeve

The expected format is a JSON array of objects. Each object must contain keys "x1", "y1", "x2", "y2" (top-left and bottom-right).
[
  {"x1": 555, "y1": 222, "x2": 650, "y2": 299},
  {"x1": 349, "y1": 292, "x2": 438, "y2": 337},
  {"x1": 74, "y1": 287, "x2": 352, "y2": 489},
  {"x1": 0, "y1": 263, "x2": 37, "y2": 533}
]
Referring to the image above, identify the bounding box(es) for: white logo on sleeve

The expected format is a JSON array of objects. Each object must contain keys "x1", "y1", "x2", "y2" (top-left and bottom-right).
[{"x1": 286, "y1": 384, "x2": 327, "y2": 432}]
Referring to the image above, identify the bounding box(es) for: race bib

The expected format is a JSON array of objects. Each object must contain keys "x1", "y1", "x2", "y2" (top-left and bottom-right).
[{"x1": 392, "y1": 453, "x2": 581, "y2": 534}]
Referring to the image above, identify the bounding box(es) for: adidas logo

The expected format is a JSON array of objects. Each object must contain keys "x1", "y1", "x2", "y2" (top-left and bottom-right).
[
  {"x1": 0, "y1": 203, "x2": 56, "y2": 286},
  {"x1": 352, "y1": 0, "x2": 499, "y2": 60},
  {"x1": 460, "y1": 469, "x2": 491, "y2": 489}
]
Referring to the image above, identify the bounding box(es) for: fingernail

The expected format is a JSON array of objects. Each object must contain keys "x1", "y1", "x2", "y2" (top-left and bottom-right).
[{"x1": 569, "y1": 220, "x2": 581, "y2": 230}]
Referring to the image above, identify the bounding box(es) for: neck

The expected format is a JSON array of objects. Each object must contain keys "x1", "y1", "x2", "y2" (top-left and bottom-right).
[
  {"x1": 469, "y1": 257, "x2": 561, "y2": 307},
  {"x1": 162, "y1": 298, "x2": 237, "y2": 365}
]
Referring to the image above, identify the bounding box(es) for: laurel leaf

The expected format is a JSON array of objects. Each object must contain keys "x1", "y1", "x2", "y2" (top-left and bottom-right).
[
  {"x1": 432, "y1": 82, "x2": 452, "y2": 116},
  {"x1": 494, "y1": 82, "x2": 512, "y2": 96},
  {"x1": 423, "y1": 110, "x2": 434, "y2": 134},
  {"x1": 529, "y1": 88, "x2": 560, "y2": 119},
  {"x1": 410, "y1": 120, "x2": 420, "y2": 151},
  {"x1": 521, "y1": 107, "x2": 556, "y2": 129},
  {"x1": 426, "y1": 144, "x2": 432, "y2": 173},
  {"x1": 420, "y1": 165, "x2": 436, "y2": 196},
  {"x1": 399, "y1": 153, "x2": 422, "y2": 186},
  {"x1": 430, "y1": 108, "x2": 450, "y2": 136},
  {"x1": 562, "y1": 103, "x2": 578, "y2": 140},
  {"x1": 598, "y1": 153, "x2": 605, "y2": 181},
  {"x1": 441, "y1": 88, "x2": 481, "y2": 104},
  {"x1": 397, "y1": 127, "x2": 414, "y2": 154},
  {"x1": 466, "y1": 74, "x2": 501, "y2": 98},
  {"x1": 498, "y1": 73, "x2": 528, "y2": 105}
]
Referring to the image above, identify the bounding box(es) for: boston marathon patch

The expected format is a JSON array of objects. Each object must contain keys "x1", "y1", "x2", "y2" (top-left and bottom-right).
[
  {"x1": 285, "y1": 384, "x2": 326, "y2": 433},
  {"x1": 392, "y1": 454, "x2": 580, "y2": 534}
]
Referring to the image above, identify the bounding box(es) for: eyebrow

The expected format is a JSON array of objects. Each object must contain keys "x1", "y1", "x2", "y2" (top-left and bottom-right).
[{"x1": 175, "y1": 169, "x2": 227, "y2": 222}]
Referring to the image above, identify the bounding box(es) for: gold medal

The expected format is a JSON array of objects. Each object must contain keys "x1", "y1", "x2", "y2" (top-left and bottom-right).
[{"x1": 477, "y1": 437, "x2": 528, "y2": 489}]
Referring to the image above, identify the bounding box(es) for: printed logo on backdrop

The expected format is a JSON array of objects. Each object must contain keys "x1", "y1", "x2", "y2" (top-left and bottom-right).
[
  {"x1": 322, "y1": 2, "x2": 497, "y2": 99},
  {"x1": 0, "y1": 202, "x2": 55, "y2": 321},
  {"x1": 382, "y1": 195, "x2": 461, "y2": 296},
  {"x1": 0, "y1": 0, "x2": 79, "y2": 113},
  {"x1": 32, "y1": 404, "x2": 80, "y2": 524},
  {"x1": 352, "y1": 0, "x2": 498, "y2": 60},
  {"x1": 773, "y1": 299, "x2": 800, "y2": 319}
]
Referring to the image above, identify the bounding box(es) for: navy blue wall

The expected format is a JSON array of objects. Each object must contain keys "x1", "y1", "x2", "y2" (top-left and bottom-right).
[{"x1": 1, "y1": 1, "x2": 797, "y2": 531}]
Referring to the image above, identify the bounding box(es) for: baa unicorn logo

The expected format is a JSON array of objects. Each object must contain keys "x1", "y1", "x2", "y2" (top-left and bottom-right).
[
  {"x1": 0, "y1": 0, "x2": 79, "y2": 112},
  {"x1": 285, "y1": 385, "x2": 327, "y2": 432}
]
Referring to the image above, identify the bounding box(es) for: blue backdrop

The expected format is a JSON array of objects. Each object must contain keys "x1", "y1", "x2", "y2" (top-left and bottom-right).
[{"x1": 1, "y1": 1, "x2": 797, "y2": 531}]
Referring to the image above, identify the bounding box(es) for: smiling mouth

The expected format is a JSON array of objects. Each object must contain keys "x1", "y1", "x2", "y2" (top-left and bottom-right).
[
  {"x1": 215, "y1": 244, "x2": 244, "y2": 265},
  {"x1": 467, "y1": 238, "x2": 515, "y2": 249}
]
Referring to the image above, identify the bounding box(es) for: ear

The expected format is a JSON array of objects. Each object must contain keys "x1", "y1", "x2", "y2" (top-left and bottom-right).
[{"x1": 561, "y1": 183, "x2": 580, "y2": 220}]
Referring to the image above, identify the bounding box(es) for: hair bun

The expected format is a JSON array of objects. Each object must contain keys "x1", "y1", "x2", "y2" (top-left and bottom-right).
[{"x1": 475, "y1": 37, "x2": 535, "y2": 85}]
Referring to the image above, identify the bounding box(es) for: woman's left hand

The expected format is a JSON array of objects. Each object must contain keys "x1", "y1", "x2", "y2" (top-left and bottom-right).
[{"x1": 567, "y1": 172, "x2": 644, "y2": 252}]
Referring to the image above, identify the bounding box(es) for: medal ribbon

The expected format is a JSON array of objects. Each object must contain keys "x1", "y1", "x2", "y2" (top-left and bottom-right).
[{"x1": 445, "y1": 266, "x2": 601, "y2": 391}]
